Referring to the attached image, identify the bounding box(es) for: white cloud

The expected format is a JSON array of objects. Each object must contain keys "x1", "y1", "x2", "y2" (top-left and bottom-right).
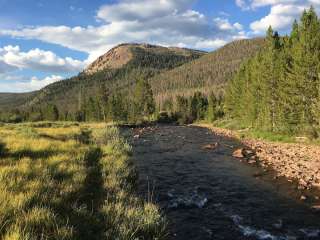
[
  {"x1": 0, "y1": 45, "x2": 86, "y2": 73},
  {"x1": 236, "y1": 0, "x2": 320, "y2": 34},
  {"x1": 213, "y1": 18, "x2": 243, "y2": 31},
  {"x1": 96, "y1": 0, "x2": 194, "y2": 22},
  {"x1": 250, "y1": 4, "x2": 306, "y2": 33},
  {"x1": 194, "y1": 39, "x2": 227, "y2": 49},
  {"x1": 0, "y1": 0, "x2": 250, "y2": 92},
  {"x1": 1, "y1": 0, "x2": 246, "y2": 62},
  {"x1": 251, "y1": 0, "x2": 299, "y2": 8},
  {"x1": 236, "y1": 0, "x2": 251, "y2": 10},
  {"x1": 235, "y1": 0, "x2": 300, "y2": 10},
  {"x1": 0, "y1": 75, "x2": 63, "y2": 92}
]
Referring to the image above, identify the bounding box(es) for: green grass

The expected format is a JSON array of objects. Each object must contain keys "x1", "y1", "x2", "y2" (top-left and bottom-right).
[
  {"x1": 0, "y1": 122, "x2": 166, "y2": 240},
  {"x1": 211, "y1": 119, "x2": 297, "y2": 143}
]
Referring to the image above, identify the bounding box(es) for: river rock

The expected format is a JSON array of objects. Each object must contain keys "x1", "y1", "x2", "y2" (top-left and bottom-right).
[
  {"x1": 311, "y1": 205, "x2": 320, "y2": 211},
  {"x1": 300, "y1": 195, "x2": 307, "y2": 201},
  {"x1": 202, "y1": 143, "x2": 218, "y2": 150},
  {"x1": 233, "y1": 149, "x2": 244, "y2": 158},
  {"x1": 248, "y1": 160, "x2": 257, "y2": 164}
]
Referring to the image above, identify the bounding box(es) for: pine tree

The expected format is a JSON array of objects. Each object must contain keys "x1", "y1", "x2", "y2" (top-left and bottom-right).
[
  {"x1": 207, "y1": 92, "x2": 217, "y2": 122},
  {"x1": 134, "y1": 79, "x2": 155, "y2": 120},
  {"x1": 289, "y1": 7, "x2": 320, "y2": 132}
]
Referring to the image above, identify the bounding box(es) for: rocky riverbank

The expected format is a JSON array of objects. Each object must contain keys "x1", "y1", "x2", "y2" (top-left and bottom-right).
[{"x1": 199, "y1": 124, "x2": 320, "y2": 193}]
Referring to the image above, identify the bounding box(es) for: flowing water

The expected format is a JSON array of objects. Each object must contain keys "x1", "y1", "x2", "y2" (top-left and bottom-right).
[{"x1": 130, "y1": 125, "x2": 320, "y2": 240}]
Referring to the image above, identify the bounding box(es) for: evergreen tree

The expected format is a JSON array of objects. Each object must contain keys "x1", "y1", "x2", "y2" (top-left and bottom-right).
[
  {"x1": 134, "y1": 79, "x2": 155, "y2": 120},
  {"x1": 225, "y1": 7, "x2": 320, "y2": 136}
]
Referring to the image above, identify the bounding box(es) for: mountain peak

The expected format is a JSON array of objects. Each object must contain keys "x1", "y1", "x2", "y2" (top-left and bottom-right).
[
  {"x1": 84, "y1": 43, "x2": 206, "y2": 75},
  {"x1": 84, "y1": 44, "x2": 134, "y2": 75}
]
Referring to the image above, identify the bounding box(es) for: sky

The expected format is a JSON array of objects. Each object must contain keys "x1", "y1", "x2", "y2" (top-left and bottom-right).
[{"x1": 0, "y1": 0, "x2": 319, "y2": 93}]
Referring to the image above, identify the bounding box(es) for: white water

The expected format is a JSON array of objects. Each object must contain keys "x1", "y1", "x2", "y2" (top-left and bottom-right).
[
  {"x1": 214, "y1": 203, "x2": 320, "y2": 240},
  {"x1": 167, "y1": 188, "x2": 208, "y2": 209}
]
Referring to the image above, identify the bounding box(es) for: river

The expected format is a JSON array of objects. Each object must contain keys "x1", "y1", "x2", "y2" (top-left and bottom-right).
[{"x1": 131, "y1": 125, "x2": 320, "y2": 240}]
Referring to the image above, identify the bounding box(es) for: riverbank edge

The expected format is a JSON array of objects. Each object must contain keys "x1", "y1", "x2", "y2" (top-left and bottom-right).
[{"x1": 196, "y1": 124, "x2": 320, "y2": 194}]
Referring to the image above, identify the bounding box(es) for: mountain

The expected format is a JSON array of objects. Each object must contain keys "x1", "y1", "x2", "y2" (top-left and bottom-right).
[
  {"x1": 10, "y1": 43, "x2": 205, "y2": 114},
  {"x1": 150, "y1": 38, "x2": 266, "y2": 106},
  {"x1": 0, "y1": 39, "x2": 265, "y2": 120},
  {"x1": 84, "y1": 43, "x2": 205, "y2": 75}
]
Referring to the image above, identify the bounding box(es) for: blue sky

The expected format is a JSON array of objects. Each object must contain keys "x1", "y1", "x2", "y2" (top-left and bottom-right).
[{"x1": 0, "y1": 0, "x2": 318, "y2": 92}]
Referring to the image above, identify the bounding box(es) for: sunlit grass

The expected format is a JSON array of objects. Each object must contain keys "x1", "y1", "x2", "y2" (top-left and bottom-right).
[{"x1": 0, "y1": 122, "x2": 166, "y2": 240}]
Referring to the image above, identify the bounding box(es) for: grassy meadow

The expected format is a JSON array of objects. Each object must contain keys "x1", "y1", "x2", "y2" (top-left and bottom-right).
[{"x1": 0, "y1": 122, "x2": 166, "y2": 240}]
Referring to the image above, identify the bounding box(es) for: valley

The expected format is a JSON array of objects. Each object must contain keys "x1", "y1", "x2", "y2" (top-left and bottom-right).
[{"x1": 1, "y1": 4, "x2": 320, "y2": 240}]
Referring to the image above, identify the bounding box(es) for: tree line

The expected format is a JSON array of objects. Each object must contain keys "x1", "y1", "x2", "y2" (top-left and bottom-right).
[
  {"x1": 0, "y1": 78, "x2": 156, "y2": 123},
  {"x1": 225, "y1": 7, "x2": 320, "y2": 137}
]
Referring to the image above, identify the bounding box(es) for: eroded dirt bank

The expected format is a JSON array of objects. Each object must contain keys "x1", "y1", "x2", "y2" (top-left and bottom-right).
[
  {"x1": 200, "y1": 125, "x2": 320, "y2": 195},
  {"x1": 129, "y1": 125, "x2": 320, "y2": 240}
]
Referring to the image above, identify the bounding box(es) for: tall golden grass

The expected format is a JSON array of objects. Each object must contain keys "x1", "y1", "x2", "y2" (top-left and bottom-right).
[{"x1": 0, "y1": 122, "x2": 166, "y2": 240}]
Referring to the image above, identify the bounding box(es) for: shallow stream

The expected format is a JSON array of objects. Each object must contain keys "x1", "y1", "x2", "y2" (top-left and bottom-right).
[{"x1": 131, "y1": 125, "x2": 320, "y2": 240}]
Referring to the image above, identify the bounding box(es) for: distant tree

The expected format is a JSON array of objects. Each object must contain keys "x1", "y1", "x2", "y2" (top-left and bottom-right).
[
  {"x1": 134, "y1": 79, "x2": 155, "y2": 119},
  {"x1": 43, "y1": 104, "x2": 59, "y2": 121},
  {"x1": 190, "y1": 92, "x2": 208, "y2": 121}
]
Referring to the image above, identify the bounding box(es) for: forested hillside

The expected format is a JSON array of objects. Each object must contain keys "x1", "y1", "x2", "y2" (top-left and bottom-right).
[
  {"x1": 0, "y1": 92, "x2": 37, "y2": 110},
  {"x1": 0, "y1": 44, "x2": 204, "y2": 122},
  {"x1": 225, "y1": 7, "x2": 320, "y2": 136},
  {"x1": 0, "y1": 38, "x2": 266, "y2": 124},
  {"x1": 151, "y1": 38, "x2": 266, "y2": 107}
]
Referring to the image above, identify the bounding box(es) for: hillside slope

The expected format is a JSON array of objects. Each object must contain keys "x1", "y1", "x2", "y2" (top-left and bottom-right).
[
  {"x1": 0, "y1": 92, "x2": 37, "y2": 110},
  {"x1": 20, "y1": 44, "x2": 205, "y2": 114},
  {"x1": 0, "y1": 39, "x2": 265, "y2": 118},
  {"x1": 150, "y1": 38, "x2": 266, "y2": 105}
]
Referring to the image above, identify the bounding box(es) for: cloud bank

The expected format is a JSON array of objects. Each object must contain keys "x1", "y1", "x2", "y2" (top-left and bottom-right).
[{"x1": 1, "y1": 0, "x2": 246, "y2": 62}]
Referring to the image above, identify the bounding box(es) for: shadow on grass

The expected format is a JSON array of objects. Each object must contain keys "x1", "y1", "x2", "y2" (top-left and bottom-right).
[
  {"x1": 54, "y1": 147, "x2": 106, "y2": 240},
  {"x1": 0, "y1": 142, "x2": 6, "y2": 157},
  {"x1": 38, "y1": 133, "x2": 69, "y2": 142},
  {"x1": 9, "y1": 149, "x2": 59, "y2": 160}
]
